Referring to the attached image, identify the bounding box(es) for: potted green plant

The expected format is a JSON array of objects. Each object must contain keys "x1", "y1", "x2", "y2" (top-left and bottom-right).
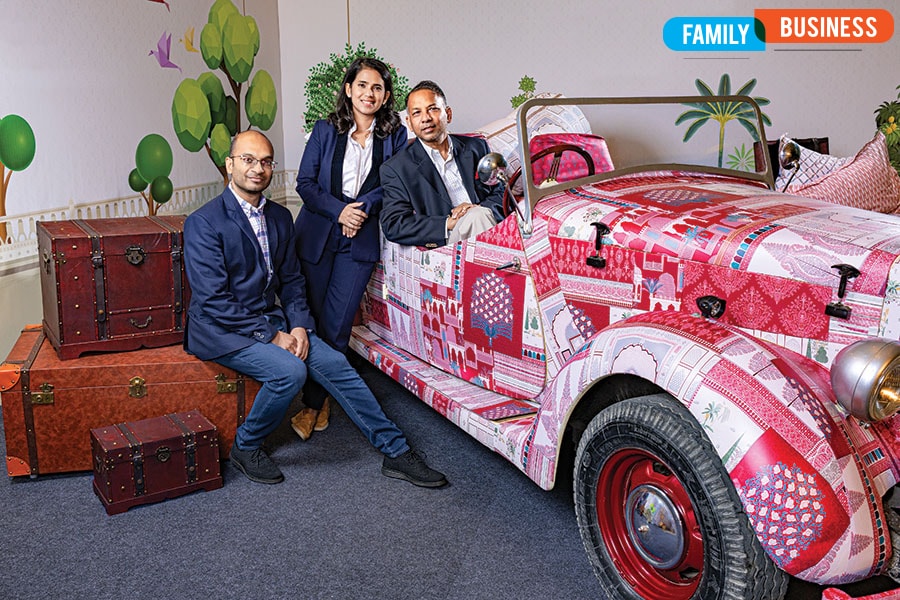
[
  {"x1": 304, "y1": 42, "x2": 409, "y2": 132},
  {"x1": 875, "y1": 84, "x2": 900, "y2": 176}
]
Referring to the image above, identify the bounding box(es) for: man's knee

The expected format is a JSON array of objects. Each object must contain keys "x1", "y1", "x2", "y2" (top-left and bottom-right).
[{"x1": 269, "y1": 356, "x2": 306, "y2": 397}]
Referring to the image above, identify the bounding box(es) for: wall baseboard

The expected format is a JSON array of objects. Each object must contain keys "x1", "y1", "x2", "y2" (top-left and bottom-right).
[{"x1": 0, "y1": 171, "x2": 302, "y2": 275}]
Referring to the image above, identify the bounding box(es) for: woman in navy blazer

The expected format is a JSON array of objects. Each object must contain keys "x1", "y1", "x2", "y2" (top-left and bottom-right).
[{"x1": 291, "y1": 57, "x2": 408, "y2": 438}]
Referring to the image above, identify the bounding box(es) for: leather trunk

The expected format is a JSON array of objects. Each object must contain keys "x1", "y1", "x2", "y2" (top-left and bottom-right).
[
  {"x1": 0, "y1": 325, "x2": 259, "y2": 477},
  {"x1": 37, "y1": 216, "x2": 189, "y2": 359},
  {"x1": 91, "y1": 411, "x2": 223, "y2": 515}
]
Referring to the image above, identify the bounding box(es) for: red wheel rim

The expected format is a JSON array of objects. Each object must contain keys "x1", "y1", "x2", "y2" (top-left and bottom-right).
[{"x1": 596, "y1": 447, "x2": 703, "y2": 599}]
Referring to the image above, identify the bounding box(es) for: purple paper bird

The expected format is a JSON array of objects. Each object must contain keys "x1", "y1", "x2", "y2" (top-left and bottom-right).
[
  {"x1": 147, "y1": 0, "x2": 170, "y2": 11},
  {"x1": 149, "y1": 32, "x2": 181, "y2": 72}
]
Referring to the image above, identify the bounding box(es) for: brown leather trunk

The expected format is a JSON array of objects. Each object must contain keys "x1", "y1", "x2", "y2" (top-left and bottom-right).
[
  {"x1": 37, "y1": 216, "x2": 189, "y2": 360},
  {"x1": 91, "y1": 411, "x2": 223, "y2": 515},
  {"x1": 0, "y1": 326, "x2": 258, "y2": 477}
]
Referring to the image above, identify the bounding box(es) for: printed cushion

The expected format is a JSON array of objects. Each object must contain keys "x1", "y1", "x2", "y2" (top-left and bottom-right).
[
  {"x1": 529, "y1": 132, "x2": 614, "y2": 185},
  {"x1": 774, "y1": 134, "x2": 849, "y2": 190},
  {"x1": 785, "y1": 132, "x2": 900, "y2": 214},
  {"x1": 474, "y1": 93, "x2": 592, "y2": 183}
]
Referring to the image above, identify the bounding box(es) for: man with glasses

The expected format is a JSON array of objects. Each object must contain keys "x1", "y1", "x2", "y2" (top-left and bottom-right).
[{"x1": 184, "y1": 130, "x2": 447, "y2": 487}]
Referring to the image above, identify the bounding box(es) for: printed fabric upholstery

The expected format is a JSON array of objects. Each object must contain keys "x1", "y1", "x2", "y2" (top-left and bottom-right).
[
  {"x1": 784, "y1": 132, "x2": 900, "y2": 214},
  {"x1": 775, "y1": 134, "x2": 849, "y2": 189},
  {"x1": 474, "y1": 93, "x2": 592, "y2": 183},
  {"x1": 529, "y1": 132, "x2": 614, "y2": 185}
]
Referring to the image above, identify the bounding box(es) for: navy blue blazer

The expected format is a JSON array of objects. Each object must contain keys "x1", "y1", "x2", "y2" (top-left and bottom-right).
[
  {"x1": 379, "y1": 134, "x2": 505, "y2": 248},
  {"x1": 184, "y1": 187, "x2": 315, "y2": 361},
  {"x1": 295, "y1": 120, "x2": 408, "y2": 263}
]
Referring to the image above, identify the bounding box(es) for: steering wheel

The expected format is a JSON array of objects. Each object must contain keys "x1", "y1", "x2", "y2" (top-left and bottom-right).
[{"x1": 504, "y1": 143, "x2": 596, "y2": 216}]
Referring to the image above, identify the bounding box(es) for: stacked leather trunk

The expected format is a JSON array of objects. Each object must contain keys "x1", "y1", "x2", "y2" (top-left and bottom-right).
[{"x1": 1, "y1": 217, "x2": 260, "y2": 495}]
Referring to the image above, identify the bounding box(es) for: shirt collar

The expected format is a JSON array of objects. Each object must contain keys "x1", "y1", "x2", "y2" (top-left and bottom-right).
[
  {"x1": 419, "y1": 135, "x2": 453, "y2": 163},
  {"x1": 349, "y1": 119, "x2": 376, "y2": 146},
  {"x1": 230, "y1": 183, "x2": 266, "y2": 214}
]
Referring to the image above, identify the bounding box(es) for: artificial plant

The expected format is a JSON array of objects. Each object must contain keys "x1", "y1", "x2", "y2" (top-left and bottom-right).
[
  {"x1": 304, "y1": 42, "x2": 409, "y2": 131},
  {"x1": 875, "y1": 84, "x2": 900, "y2": 176}
]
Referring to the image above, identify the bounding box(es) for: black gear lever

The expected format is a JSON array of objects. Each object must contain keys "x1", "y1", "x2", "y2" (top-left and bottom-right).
[
  {"x1": 825, "y1": 263, "x2": 860, "y2": 320},
  {"x1": 586, "y1": 222, "x2": 611, "y2": 269}
]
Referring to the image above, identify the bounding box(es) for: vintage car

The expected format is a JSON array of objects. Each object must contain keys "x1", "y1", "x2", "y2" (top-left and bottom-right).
[{"x1": 348, "y1": 95, "x2": 900, "y2": 599}]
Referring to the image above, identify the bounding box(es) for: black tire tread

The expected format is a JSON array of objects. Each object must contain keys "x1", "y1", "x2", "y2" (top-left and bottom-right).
[{"x1": 573, "y1": 393, "x2": 789, "y2": 600}]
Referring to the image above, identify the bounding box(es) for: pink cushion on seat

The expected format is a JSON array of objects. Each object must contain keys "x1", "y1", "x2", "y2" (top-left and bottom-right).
[
  {"x1": 786, "y1": 132, "x2": 900, "y2": 214},
  {"x1": 529, "y1": 132, "x2": 614, "y2": 185}
]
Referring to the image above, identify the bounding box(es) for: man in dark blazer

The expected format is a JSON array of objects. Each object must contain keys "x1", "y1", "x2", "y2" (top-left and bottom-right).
[
  {"x1": 380, "y1": 80, "x2": 505, "y2": 248},
  {"x1": 184, "y1": 130, "x2": 447, "y2": 488}
]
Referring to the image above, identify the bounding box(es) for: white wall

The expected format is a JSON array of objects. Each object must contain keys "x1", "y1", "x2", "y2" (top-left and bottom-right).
[{"x1": 279, "y1": 0, "x2": 899, "y2": 157}]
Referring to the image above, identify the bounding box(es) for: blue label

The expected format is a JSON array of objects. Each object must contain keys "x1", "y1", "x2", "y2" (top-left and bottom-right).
[{"x1": 664, "y1": 17, "x2": 765, "y2": 52}]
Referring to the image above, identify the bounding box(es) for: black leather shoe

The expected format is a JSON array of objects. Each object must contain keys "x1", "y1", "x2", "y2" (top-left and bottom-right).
[
  {"x1": 382, "y1": 450, "x2": 448, "y2": 488},
  {"x1": 229, "y1": 445, "x2": 284, "y2": 484}
]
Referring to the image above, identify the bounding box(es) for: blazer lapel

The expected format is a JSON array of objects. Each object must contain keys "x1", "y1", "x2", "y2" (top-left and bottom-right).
[
  {"x1": 224, "y1": 187, "x2": 266, "y2": 272},
  {"x1": 452, "y1": 136, "x2": 479, "y2": 204}
]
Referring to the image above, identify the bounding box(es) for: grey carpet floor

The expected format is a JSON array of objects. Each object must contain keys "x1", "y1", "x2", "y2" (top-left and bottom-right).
[{"x1": 0, "y1": 359, "x2": 897, "y2": 599}]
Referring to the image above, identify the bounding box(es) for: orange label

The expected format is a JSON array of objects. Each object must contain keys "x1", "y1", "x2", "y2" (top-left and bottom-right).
[{"x1": 754, "y1": 8, "x2": 894, "y2": 43}]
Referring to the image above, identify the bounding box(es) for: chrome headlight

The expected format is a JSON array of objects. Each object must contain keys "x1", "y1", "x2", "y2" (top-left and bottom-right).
[{"x1": 831, "y1": 338, "x2": 900, "y2": 422}]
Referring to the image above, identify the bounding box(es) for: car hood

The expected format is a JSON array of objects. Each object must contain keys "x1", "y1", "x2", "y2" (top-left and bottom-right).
[{"x1": 536, "y1": 172, "x2": 900, "y2": 357}]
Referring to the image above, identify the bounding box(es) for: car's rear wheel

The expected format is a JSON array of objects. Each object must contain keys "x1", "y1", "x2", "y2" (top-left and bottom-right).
[{"x1": 573, "y1": 394, "x2": 788, "y2": 599}]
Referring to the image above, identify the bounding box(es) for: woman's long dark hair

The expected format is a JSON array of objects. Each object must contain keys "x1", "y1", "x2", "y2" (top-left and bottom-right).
[{"x1": 327, "y1": 57, "x2": 402, "y2": 138}]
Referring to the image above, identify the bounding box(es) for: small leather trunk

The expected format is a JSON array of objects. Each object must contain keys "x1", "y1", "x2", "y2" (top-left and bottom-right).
[
  {"x1": 37, "y1": 216, "x2": 189, "y2": 360},
  {"x1": 91, "y1": 411, "x2": 223, "y2": 515},
  {"x1": 0, "y1": 325, "x2": 258, "y2": 477}
]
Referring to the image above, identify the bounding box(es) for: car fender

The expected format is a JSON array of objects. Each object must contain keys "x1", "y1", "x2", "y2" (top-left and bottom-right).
[{"x1": 525, "y1": 310, "x2": 890, "y2": 580}]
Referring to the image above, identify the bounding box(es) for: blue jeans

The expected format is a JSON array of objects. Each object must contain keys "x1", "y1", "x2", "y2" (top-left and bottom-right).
[{"x1": 216, "y1": 332, "x2": 409, "y2": 458}]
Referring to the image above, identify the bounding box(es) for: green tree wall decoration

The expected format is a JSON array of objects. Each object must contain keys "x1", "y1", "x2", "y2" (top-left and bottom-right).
[
  {"x1": 128, "y1": 134, "x2": 174, "y2": 216},
  {"x1": 171, "y1": 0, "x2": 277, "y2": 186},
  {"x1": 676, "y1": 74, "x2": 771, "y2": 168},
  {"x1": 0, "y1": 114, "x2": 36, "y2": 243}
]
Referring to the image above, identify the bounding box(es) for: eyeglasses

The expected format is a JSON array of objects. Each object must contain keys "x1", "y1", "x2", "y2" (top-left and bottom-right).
[{"x1": 230, "y1": 154, "x2": 278, "y2": 169}]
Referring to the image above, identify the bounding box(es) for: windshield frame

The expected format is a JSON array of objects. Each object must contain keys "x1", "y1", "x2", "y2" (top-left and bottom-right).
[{"x1": 514, "y1": 95, "x2": 775, "y2": 218}]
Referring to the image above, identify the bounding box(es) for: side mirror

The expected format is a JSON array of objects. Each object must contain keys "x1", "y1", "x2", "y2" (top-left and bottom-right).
[
  {"x1": 778, "y1": 139, "x2": 801, "y2": 191},
  {"x1": 477, "y1": 152, "x2": 508, "y2": 186}
]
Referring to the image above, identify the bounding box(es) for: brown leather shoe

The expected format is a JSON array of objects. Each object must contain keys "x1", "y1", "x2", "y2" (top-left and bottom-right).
[
  {"x1": 290, "y1": 408, "x2": 317, "y2": 441},
  {"x1": 314, "y1": 397, "x2": 331, "y2": 432}
]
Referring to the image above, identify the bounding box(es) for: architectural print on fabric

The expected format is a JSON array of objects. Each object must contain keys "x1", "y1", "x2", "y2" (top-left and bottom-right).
[
  {"x1": 349, "y1": 100, "x2": 900, "y2": 585},
  {"x1": 353, "y1": 170, "x2": 900, "y2": 584}
]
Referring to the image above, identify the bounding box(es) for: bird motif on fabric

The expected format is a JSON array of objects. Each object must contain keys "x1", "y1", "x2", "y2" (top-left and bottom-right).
[
  {"x1": 147, "y1": 0, "x2": 170, "y2": 11},
  {"x1": 150, "y1": 32, "x2": 181, "y2": 72},
  {"x1": 180, "y1": 26, "x2": 199, "y2": 53}
]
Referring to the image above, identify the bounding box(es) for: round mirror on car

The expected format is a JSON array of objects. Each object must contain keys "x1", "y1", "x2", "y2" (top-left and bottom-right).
[
  {"x1": 778, "y1": 139, "x2": 802, "y2": 191},
  {"x1": 477, "y1": 152, "x2": 508, "y2": 186}
]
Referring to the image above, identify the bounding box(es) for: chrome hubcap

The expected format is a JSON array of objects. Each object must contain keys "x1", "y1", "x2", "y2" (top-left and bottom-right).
[{"x1": 624, "y1": 483, "x2": 685, "y2": 570}]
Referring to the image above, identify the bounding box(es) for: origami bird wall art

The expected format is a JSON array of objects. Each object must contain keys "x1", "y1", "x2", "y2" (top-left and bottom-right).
[
  {"x1": 150, "y1": 32, "x2": 181, "y2": 72},
  {"x1": 181, "y1": 26, "x2": 200, "y2": 53},
  {"x1": 147, "y1": 0, "x2": 170, "y2": 11}
]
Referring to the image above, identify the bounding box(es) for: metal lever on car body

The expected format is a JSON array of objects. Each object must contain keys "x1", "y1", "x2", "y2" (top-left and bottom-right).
[
  {"x1": 587, "y1": 222, "x2": 611, "y2": 269},
  {"x1": 825, "y1": 263, "x2": 860, "y2": 320},
  {"x1": 496, "y1": 257, "x2": 521, "y2": 272}
]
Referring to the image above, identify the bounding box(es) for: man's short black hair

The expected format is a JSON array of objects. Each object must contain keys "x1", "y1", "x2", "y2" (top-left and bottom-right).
[{"x1": 406, "y1": 80, "x2": 446, "y2": 106}]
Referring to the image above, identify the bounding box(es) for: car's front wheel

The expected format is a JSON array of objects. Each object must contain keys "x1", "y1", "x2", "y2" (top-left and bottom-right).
[{"x1": 573, "y1": 394, "x2": 788, "y2": 599}]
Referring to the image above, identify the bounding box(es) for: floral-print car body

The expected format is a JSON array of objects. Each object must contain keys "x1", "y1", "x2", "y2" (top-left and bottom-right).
[{"x1": 349, "y1": 96, "x2": 900, "y2": 599}]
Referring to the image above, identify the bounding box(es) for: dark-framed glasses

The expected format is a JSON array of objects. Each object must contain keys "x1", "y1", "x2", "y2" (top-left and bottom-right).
[{"x1": 230, "y1": 154, "x2": 277, "y2": 169}]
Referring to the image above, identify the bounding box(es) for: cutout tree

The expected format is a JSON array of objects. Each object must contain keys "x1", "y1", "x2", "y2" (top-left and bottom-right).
[
  {"x1": 128, "y1": 134, "x2": 174, "y2": 216},
  {"x1": 171, "y1": 0, "x2": 277, "y2": 186},
  {"x1": 0, "y1": 114, "x2": 36, "y2": 243}
]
